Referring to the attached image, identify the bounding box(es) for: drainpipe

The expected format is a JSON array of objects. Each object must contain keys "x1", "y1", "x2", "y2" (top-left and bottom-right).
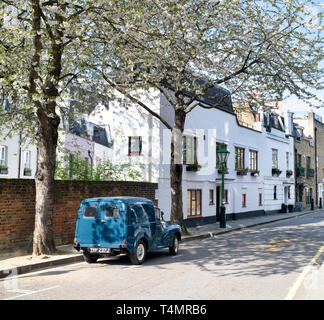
[
  {"x1": 18, "y1": 133, "x2": 22, "y2": 178},
  {"x1": 315, "y1": 127, "x2": 318, "y2": 207},
  {"x1": 88, "y1": 149, "x2": 93, "y2": 177}
]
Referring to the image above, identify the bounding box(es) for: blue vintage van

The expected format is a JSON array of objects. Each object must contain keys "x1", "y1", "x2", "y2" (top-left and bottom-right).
[{"x1": 73, "y1": 197, "x2": 182, "y2": 264}]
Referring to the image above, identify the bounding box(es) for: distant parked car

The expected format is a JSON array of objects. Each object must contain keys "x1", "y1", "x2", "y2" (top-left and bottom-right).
[{"x1": 73, "y1": 197, "x2": 181, "y2": 265}]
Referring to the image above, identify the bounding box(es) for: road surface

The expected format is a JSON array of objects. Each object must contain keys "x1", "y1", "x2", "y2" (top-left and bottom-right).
[{"x1": 1, "y1": 210, "x2": 324, "y2": 300}]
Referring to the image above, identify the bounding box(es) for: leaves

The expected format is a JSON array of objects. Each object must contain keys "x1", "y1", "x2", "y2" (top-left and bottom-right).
[{"x1": 55, "y1": 148, "x2": 145, "y2": 181}]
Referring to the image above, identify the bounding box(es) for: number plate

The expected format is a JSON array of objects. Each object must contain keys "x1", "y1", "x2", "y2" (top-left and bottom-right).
[{"x1": 89, "y1": 248, "x2": 111, "y2": 253}]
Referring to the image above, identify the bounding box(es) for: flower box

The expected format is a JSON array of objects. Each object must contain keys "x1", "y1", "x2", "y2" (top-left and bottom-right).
[
  {"x1": 236, "y1": 168, "x2": 248, "y2": 176},
  {"x1": 24, "y1": 168, "x2": 32, "y2": 176},
  {"x1": 296, "y1": 167, "x2": 305, "y2": 177},
  {"x1": 186, "y1": 163, "x2": 201, "y2": 172},
  {"x1": 250, "y1": 170, "x2": 260, "y2": 177},
  {"x1": 0, "y1": 166, "x2": 8, "y2": 174},
  {"x1": 218, "y1": 168, "x2": 229, "y2": 174},
  {"x1": 272, "y1": 168, "x2": 282, "y2": 176},
  {"x1": 307, "y1": 168, "x2": 315, "y2": 178},
  {"x1": 286, "y1": 170, "x2": 293, "y2": 177}
]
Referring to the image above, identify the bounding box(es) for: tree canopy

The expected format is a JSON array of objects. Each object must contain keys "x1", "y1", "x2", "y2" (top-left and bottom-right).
[{"x1": 0, "y1": 0, "x2": 323, "y2": 248}]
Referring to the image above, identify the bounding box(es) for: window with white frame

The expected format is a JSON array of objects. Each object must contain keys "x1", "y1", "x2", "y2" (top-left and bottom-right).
[
  {"x1": 187, "y1": 189, "x2": 202, "y2": 216},
  {"x1": 128, "y1": 136, "x2": 142, "y2": 156},
  {"x1": 0, "y1": 146, "x2": 8, "y2": 167},
  {"x1": 24, "y1": 151, "x2": 31, "y2": 169},
  {"x1": 272, "y1": 149, "x2": 278, "y2": 168},
  {"x1": 183, "y1": 135, "x2": 197, "y2": 164},
  {"x1": 249, "y1": 150, "x2": 258, "y2": 171},
  {"x1": 235, "y1": 147, "x2": 245, "y2": 170}
]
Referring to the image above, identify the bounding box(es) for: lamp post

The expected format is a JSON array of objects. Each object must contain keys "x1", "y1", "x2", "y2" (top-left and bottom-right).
[{"x1": 216, "y1": 143, "x2": 230, "y2": 228}]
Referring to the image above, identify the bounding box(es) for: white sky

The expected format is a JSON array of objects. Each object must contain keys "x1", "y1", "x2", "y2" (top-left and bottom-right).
[{"x1": 282, "y1": 89, "x2": 324, "y2": 120}]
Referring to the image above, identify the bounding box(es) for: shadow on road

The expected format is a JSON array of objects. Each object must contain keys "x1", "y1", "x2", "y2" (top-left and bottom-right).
[
  {"x1": 14, "y1": 212, "x2": 324, "y2": 281},
  {"x1": 97, "y1": 212, "x2": 324, "y2": 278}
]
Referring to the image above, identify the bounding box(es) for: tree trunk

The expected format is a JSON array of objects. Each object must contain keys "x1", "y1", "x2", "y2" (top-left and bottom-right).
[
  {"x1": 30, "y1": 0, "x2": 63, "y2": 256},
  {"x1": 33, "y1": 107, "x2": 60, "y2": 256},
  {"x1": 170, "y1": 109, "x2": 188, "y2": 233}
]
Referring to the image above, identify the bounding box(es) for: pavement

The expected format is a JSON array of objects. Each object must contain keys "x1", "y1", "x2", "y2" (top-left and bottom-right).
[{"x1": 0, "y1": 208, "x2": 321, "y2": 279}]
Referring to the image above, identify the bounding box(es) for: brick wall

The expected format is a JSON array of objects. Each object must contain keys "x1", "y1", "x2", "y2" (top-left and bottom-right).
[{"x1": 0, "y1": 179, "x2": 158, "y2": 252}]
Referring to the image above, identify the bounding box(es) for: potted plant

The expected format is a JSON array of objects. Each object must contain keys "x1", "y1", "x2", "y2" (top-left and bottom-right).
[
  {"x1": 272, "y1": 168, "x2": 282, "y2": 176},
  {"x1": 307, "y1": 168, "x2": 315, "y2": 178},
  {"x1": 296, "y1": 166, "x2": 305, "y2": 177},
  {"x1": 0, "y1": 165, "x2": 8, "y2": 174},
  {"x1": 24, "y1": 167, "x2": 32, "y2": 176},
  {"x1": 250, "y1": 169, "x2": 260, "y2": 177},
  {"x1": 281, "y1": 203, "x2": 288, "y2": 213},
  {"x1": 236, "y1": 167, "x2": 248, "y2": 176},
  {"x1": 186, "y1": 162, "x2": 201, "y2": 172},
  {"x1": 286, "y1": 170, "x2": 293, "y2": 177}
]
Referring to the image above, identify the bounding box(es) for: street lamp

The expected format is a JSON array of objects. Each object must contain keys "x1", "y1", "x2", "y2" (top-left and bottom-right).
[{"x1": 216, "y1": 143, "x2": 230, "y2": 228}]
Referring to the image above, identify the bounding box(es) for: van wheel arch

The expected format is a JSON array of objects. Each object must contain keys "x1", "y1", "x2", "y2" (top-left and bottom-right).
[{"x1": 129, "y1": 238, "x2": 148, "y2": 265}]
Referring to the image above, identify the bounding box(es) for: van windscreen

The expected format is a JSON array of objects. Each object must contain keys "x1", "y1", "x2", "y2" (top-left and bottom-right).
[{"x1": 84, "y1": 206, "x2": 97, "y2": 218}]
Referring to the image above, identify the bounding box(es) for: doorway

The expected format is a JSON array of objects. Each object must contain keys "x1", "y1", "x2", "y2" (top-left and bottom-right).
[
  {"x1": 284, "y1": 187, "x2": 288, "y2": 205},
  {"x1": 216, "y1": 186, "x2": 221, "y2": 222}
]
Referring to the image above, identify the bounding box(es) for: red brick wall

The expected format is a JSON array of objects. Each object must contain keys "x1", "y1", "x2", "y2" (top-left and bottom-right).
[{"x1": 0, "y1": 179, "x2": 158, "y2": 252}]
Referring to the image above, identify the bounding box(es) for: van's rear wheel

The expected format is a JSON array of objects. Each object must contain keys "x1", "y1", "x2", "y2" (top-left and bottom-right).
[
  {"x1": 129, "y1": 240, "x2": 147, "y2": 265},
  {"x1": 83, "y1": 251, "x2": 99, "y2": 263}
]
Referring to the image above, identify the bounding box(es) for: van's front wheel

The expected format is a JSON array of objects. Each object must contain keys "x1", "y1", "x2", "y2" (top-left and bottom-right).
[
  {"x1": 83, "y1": 251, "x2": 99, "y2": 263},
  {"x1": 129, "y1": 240, "x2": 147, "y2": 265},
  {"x1": 169, "y1": 235, "x2": 179, "y2": 255}
]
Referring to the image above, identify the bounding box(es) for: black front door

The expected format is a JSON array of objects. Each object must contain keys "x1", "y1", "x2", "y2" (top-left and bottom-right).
[{"x1": 216, "y1": 186, "x2": 220, "y2": 222}]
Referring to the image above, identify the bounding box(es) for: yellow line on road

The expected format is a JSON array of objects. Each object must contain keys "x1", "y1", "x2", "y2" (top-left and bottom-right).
[{"x1": 285, "y1": 244, "x2": 324, "y2": 300}]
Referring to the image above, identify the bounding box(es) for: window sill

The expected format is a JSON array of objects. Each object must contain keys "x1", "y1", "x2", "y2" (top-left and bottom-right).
[
  {"x1": 128, "y1": 153, "x2": 143, "y2": 156},
  {"x1": 187, "y1": 215, "x2": 202, "y2": 219}
]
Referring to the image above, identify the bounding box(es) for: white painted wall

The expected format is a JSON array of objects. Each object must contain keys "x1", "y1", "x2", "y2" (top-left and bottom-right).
[
  {"x1": 158, "y1": 93, "x2": 295, "y2": 222},
  {"x1": 108, "y1": 89, "x2": 161, "y2": 182}
]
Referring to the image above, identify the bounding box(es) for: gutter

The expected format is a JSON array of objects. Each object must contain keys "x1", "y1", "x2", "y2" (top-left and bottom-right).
[
  {"x1": 17, "y1": 133, "x2": 22, "y2": 178},
  {"x1": 315, "y1": 127, "x2": 318, "y2": 206}
]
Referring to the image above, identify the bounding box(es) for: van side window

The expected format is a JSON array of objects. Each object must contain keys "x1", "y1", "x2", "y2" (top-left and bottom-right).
[
  {"x1": 131, "y1": 204, "x2": 149, "y2": 224},
  {"x1": 141, "y1": 203, "x2": 155, "y2": 222},
  {"x1": 154, "y1": 207, "x2": 161, "y2": 221},
  {"x1": 84, "y1": 206, "x2": 97, "y2": 218},
  {"x1": 104, "y1": 206, "x2": 119, "y2": 218},
  {"x1": 128, "y1": 208, "x2": 137, "y2": 225}
]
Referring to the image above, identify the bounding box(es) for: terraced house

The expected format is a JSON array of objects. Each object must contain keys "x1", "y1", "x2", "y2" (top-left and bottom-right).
[
  {"x1": 293, "y1": 110, "x2": 324, "y2": 210},
  {"x1": 158, "y1": 86, "x2": 295, "y2": 225},
  {"x1": 0, "y1": 98, "x2": 113, "y2": 179}
]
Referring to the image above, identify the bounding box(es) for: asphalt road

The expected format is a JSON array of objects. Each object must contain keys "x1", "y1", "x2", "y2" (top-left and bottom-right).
[{"x1": 1, "y1": 210, "x2": 324, "y2": 300}]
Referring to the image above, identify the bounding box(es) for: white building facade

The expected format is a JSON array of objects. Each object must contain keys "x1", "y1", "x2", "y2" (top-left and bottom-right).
[
  {"x1": 0, "y1": 131, "x2": 37, "y2": 179},
  {"x1": 156, "y1": 90, "x2": 295, "y2": 225},
  {"x1": 0, "y1": 99, "x2": 114, "y2": 179}
]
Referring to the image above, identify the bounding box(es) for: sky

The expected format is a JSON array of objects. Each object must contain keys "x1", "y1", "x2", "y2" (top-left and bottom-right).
[
  {"x1": 282, "y1": 89, "x2": 324, "y2": 120},
  {"x1": 278, "y1": 1, "x2": 324, "y2": 120}
]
